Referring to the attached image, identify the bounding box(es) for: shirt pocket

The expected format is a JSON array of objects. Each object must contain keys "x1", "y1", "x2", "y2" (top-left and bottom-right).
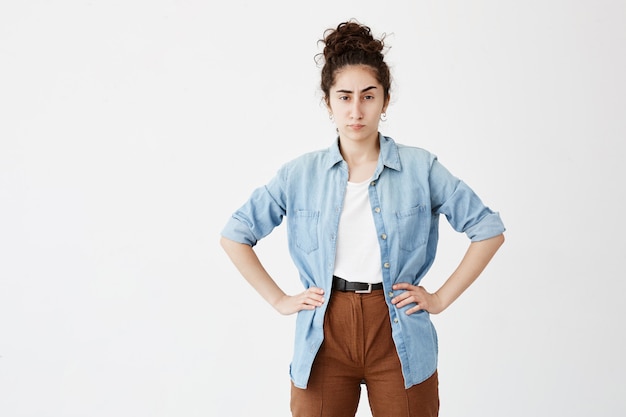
[
  {"x1": 294, "y1": 209, "x2": 320, "y2": 254},
  {"x1": 396, "y1": 205, "x2": 428, "y2": 251}
]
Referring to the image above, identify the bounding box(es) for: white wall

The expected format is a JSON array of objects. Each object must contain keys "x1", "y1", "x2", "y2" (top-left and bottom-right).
[{"x1": 1, "y1": 1, "x2": 624, "y2": 416}]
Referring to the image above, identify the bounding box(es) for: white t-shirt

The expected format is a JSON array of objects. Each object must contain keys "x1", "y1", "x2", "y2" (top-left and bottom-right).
[{"x1": 333, "y1": 178, "x2": 383, "y2": 284}]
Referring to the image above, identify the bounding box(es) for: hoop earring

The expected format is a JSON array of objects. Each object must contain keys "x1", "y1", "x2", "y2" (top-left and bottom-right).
[
  {"x1": 329, "y1": 113, "x2": 334, "y2": 121},
  {"x1": 380, "y1": 112, "x2": 387, "y2": 122}
]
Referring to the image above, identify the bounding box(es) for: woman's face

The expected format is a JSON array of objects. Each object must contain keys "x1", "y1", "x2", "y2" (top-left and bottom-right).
[{"x1": 327, "y1": 65, "x2": 389, "y2": 145}]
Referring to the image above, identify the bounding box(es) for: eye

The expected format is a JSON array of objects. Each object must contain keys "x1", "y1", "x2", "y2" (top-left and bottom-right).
[
  {"x1": 364, "y1": 94, "x2": 375, "y2": 100},
  {"x1": 338, "y1": 95, "x2": 350, "y2": 101}
]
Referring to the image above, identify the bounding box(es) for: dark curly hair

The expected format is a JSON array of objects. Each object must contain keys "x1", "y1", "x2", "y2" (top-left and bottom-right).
[{"x1": 316, "y1": 20, "x2": 391, "y2": 105}]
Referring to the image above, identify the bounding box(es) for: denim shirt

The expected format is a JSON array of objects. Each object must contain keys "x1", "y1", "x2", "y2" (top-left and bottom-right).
[{"x1": 221, "y1": 135, "x2": 505, "y2": 389}]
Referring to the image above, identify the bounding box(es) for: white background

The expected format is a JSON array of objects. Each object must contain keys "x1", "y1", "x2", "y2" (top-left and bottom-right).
[{"x1": 1, "y1": 1, "x2": 625, "y2": 416}]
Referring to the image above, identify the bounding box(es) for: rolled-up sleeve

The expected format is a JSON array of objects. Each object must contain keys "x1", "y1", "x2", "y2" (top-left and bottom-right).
[
  {"x1": 429, "y1": 158, "x2": 505, "y2": 241},
  {"x1": 221, "y1": 167, "x2": 288, "y2": 246}
]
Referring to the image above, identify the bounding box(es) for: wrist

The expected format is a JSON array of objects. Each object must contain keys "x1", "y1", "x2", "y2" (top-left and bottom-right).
[{"x1": 432, "y1": 291, "x2": 450, "y2": 313}]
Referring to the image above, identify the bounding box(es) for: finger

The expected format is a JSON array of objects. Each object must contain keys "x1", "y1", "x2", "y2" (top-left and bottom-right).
[
  {"x1": 394, "y1": 293, "x2": 418, "y2": 308},
  {"x1": 307, "y1": 287, "x2": 325, "y2": 295},
  {"x1": 303, "y1": 292, "x2": 324, "y2": 306},
  {"x1": 297, "y1": 295, "x2": 318, "y2": 308},
  {"x1": 392, "y1": 282, "x2": 412, "y2": 291},
  {"x1": 306, "y1": 297, "x2": 324, "y2": 307},
  {"x1": 405, "y1": 304, "x2": 422, "y2": 315}
]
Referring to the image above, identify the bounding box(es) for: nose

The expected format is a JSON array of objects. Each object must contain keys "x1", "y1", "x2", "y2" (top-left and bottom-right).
[{"x1": 350, "y1": 100, "x2": 363, "y2": 120}]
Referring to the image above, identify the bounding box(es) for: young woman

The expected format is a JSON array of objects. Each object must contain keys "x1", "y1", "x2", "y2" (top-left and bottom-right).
[{"x1": 220, "y1": 20, "x2": 505, "y2": 417}]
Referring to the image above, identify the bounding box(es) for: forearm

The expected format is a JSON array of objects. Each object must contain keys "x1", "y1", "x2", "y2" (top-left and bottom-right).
[
  {"x1": 435, "y1": 233, "x2": 505, "y2": 311},
  {"x1": 219, "y1": 236, "x2": 286, "y2": 307}
]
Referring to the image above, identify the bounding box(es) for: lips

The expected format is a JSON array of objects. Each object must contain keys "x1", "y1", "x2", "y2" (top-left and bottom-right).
[{"x1": 349, "y1": 124, "x2": 365, "y2": 130}]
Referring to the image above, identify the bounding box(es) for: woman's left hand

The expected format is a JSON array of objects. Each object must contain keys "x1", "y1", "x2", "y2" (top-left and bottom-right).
[{"x1": 390, "y1": 283, "x2": 445, "y2": 315}]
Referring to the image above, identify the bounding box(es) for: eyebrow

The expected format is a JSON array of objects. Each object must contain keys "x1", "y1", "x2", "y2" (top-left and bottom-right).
[{"x1": 335, "y1": 86, "x2": 378, "y2": 94}]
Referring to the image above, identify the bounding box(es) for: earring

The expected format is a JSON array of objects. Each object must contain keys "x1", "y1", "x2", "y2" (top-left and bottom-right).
[
  {"x1": 380, "y1": 112, "x2": 387, "y2": 122},
  {"x1": 329, "y1": 113, "x2": 334, "y2": 121}
]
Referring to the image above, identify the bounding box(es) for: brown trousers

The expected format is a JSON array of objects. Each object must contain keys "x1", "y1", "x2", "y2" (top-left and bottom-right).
[{"x1": 291, "y1": 289, "x2": 439, "y2": 417}]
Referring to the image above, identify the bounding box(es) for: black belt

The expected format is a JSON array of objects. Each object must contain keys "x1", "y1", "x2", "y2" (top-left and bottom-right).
[{"x1": 332, "y1": 276, "x2": 383, "y2": 293}]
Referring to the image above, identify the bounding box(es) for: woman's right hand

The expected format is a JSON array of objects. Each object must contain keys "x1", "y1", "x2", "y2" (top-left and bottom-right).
[
  {"x1": 273, "y1": 287, "x2": 325, "y2": 315},
  {"x1": 220, "y1": 238, "x2": 326, "y2": 315}
]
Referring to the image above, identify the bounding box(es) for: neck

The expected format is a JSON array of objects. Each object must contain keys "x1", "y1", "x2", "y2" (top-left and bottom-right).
[
  {"x1": 339, "y1": 135, "x2": 380, "y2": 182},
  {"x1": 339, "y1": 135, "x2": 380, "y2": 166}
]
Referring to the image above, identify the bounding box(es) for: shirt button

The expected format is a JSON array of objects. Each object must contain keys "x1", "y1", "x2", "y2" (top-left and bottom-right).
[
  {"x1": 388, "y1": 291, "x2": 394, "y2": 298},
  {"x1": 370, "y1": 181, "x2": 376, "y2": 186},
  {"x1": 393, "y1": 318, "x2": 399, "y2": 323},
  {"x1": 383, "y1": 262, "x2": 390, "y2": 269},
  {"x1": 381, "y1": 233, "x2": 387, "y2": 240},
  {"x1": 374, "y1": 207, "x2": 381, "y2": 213}
]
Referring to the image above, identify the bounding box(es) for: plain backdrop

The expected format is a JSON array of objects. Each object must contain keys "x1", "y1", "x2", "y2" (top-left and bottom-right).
[{"x1": 1, "y1": 1, "x2": 625, "y2": 416}]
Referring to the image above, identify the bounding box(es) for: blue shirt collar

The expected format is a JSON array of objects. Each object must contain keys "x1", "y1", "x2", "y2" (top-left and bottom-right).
[{"x1": 325, "y1": 133, "x2": 402, "y2": 172}]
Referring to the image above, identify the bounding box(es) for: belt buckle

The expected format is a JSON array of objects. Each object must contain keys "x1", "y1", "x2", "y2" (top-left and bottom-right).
[{"x1": 355, "y1": 283, "x2": 372, "y2": 294}]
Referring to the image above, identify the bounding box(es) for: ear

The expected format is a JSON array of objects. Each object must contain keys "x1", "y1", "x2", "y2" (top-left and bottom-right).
[
  {"x1": 325, "y1": 100, "x2": 333, "y2": 118},
  {"x1": 382, "y1": 94, "x2": 391, "y2": 113}
]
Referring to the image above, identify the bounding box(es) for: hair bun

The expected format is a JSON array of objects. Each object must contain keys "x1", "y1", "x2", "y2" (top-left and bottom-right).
[{"x1": 321, "y1": 20, "x2": 385, "y2": 63}]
